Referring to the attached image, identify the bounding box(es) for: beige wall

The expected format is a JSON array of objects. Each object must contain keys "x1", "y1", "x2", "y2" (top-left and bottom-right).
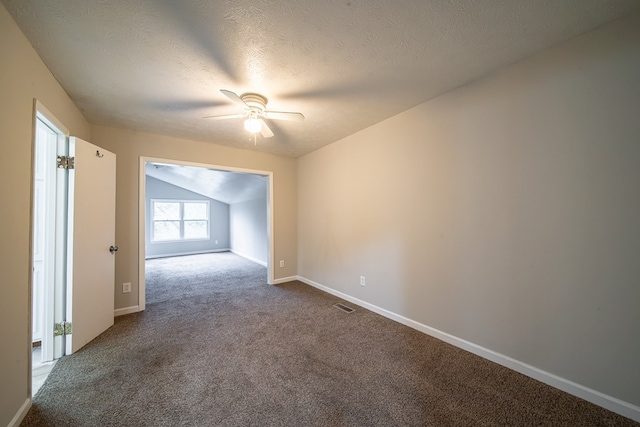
[
  {"x1": 0, "y1": 3, "x2": 91, "y2": 425},
  {"x1": 90, "y1": 125, "x2": 297, "y2": 310},
  {"x1": 298, "y1": 13, "x2": 640, "y2": 409}
]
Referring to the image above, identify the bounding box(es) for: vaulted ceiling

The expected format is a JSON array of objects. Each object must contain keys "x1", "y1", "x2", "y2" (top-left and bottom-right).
[
  {"x1": 4, "y1": 0, "x2": 639, "y2": 158},
  {"x1": 146, "y1": 162, "x2": 267, "y2": 205}
]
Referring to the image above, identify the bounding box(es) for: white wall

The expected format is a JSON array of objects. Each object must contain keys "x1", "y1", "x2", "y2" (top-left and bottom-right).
[
  {"x1": 230, "y1": 197, "x2": 268, "y2": 265},
  {"x1": 145, "y1": 176, "x2": 230, "y2": 258},
  {"x1": 297, "y1": 12, "x2": 640, "y2": 417},
  {"x1": 0, "y1": 4, "x2": 91, "y2": 425}
]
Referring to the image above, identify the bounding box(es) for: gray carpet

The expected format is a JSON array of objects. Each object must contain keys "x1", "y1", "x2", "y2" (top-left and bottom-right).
[
  {"x1": 22, "y1": 252, "x2": 638, "y2": 426},
  {"x1": 144, "y1": 252, "x2": 267, "y2": 305}
]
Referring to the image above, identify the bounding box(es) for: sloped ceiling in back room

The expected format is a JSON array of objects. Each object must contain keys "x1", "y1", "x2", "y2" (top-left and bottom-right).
[
  {"x1": 3, "y1": 0, "x2": 640, "y2": 157},
  {"x1": 146, "y1": 163, "x2": 267, "y2": 205}
]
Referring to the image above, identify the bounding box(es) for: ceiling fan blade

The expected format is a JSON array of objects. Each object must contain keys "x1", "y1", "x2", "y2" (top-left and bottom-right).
[
  {"x1": 220, "y1": 89, "x2": 247, "y2": 107},
  {"x1": 202, "y1": 113, "x2": 246, "y2": 120},
  {"x1": 263, "y1": 111, "x2": 305, "y2": 122},
  {"x1": 260, "y1": 119, "x2": 274, "y2": 138}
]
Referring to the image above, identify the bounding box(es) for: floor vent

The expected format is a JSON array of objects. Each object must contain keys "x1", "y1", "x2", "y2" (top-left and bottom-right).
[{"x1": 333, "y1": 303, "x2": 355, "y2": 313}]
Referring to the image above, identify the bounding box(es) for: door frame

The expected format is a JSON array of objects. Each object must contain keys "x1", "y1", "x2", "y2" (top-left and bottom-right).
[
  {"x1": 137, "y1": 156, "x2": 275, "y2": 311},
  {"x1": 29, "y1": 100, "x2": 69, "y2": 389},
  {"x1": 32, "y1": 113, "x2": 56, "y2": 360}
]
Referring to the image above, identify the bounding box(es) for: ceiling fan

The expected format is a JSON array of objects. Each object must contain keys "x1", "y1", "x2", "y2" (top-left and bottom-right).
[{"x1": 204, "y1": 89, "x2": 304, "y2": 138}]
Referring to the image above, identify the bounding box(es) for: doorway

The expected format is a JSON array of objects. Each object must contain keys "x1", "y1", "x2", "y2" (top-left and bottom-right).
[
  {"x1": 30, "y1": 101, "x2": 118, "y2": 395},
  {"x1": 31, "y1": 104, "x2": 68, "y2": 393},
  {"x1": 138, "y1": 157, "x2": 275, "y2": 311}
]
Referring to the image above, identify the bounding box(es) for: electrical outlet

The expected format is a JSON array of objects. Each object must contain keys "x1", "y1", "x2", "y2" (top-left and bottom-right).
[
  {"x1": 360, "y1": 276, "x2": 365, "y2": 287},
  {"x1": 280, "y1": 260, "x2": 285, "y2": 268},
  {"x1": 123, "y1": 282, "x2": 131, "y2": 293},
  {"x1": 215, "y1": 240, "x2": 218, "y2": 244}
]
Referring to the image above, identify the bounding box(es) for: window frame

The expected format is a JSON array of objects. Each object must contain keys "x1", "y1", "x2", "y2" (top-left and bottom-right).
[{"x1": 150, "y1": 199, "x2": 210, "y2": 243}]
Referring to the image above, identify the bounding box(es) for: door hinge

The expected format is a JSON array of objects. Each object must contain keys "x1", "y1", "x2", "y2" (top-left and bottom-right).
[
  {"x1": 54, "y1": 321, "x2": 72, "y2": 337},
  {"x1": 56, "y1": 155, "x2": 75, "y2": 169}
]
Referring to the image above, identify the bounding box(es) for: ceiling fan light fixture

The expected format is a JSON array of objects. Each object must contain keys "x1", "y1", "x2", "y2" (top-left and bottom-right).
[
  {"x1": 208, "y1": 90, "x2": 303, "y2": 138},
  {"x1": 244, "y1": 117, "x2": 262, "y2": 133}
]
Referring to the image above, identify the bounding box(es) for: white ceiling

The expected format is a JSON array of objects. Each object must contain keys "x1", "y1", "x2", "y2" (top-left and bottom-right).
[
  {"x1": 146, "y1": 163, "x2": 267, "y2": 205},
  {"x1": 4, "y1": 0, "x2": 639, "y2": 158}
]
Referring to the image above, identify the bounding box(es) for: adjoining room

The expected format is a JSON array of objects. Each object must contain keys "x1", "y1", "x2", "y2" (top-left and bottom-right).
[{"x1": 143, "y1": 162, "x2": 270, "y2": 306}]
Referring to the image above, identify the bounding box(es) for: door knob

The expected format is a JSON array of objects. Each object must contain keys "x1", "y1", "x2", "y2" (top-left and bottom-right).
[{"x1": 109, "y1": 245, "x2": 118, "y2": 254}]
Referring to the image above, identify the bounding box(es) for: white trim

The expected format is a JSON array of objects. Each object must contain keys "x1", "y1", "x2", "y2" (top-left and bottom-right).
[
  {"x1": 114, "y1": 305, "x2": 141, "y2": 317},
  {"x1": 297, "y1": 275, "x2": 640, "y2": 423},
  {"x1": 230, "y1": 249, "x2": 268, "y2": 267},
  {"x1": 272, "y1": 275, "x2": 298, "y2": 285},
  {"x1": 8, "y1": 398, "x2": 31, "y2": 427},
  {"x1": 138, "y1": 157, "x2": 146, "y2": 312},
  {"x1": 35, "y1": 100, "x2": 69, "y2": 136},
  {"x1": 29, "y1": 100, "x2": 70, "y2": 369},
  {"x1": 145, "y1": 248, "x2": 231, "y2": 260},
  {"x1": 266, "y1": 170, "x2": 274, "y2": 285}
]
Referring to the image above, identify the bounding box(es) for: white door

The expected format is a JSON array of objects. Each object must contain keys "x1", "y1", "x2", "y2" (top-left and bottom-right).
[{"x1": 65, "y1": 137, "x2": 116, "y2": 354}]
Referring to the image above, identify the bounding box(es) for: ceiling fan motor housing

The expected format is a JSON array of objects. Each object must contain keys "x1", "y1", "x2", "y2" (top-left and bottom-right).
[
  {"x1": 241, "y1": 93, "x2": 268, "y2": 114},
  {"x1": 203, "y1": 89, "x2": 303, "y2": 139}
]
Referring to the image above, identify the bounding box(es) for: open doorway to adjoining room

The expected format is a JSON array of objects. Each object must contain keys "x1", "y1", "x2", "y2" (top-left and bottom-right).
[{"x1": 137, "y1": 158, "x2": 274, "y2": 310}]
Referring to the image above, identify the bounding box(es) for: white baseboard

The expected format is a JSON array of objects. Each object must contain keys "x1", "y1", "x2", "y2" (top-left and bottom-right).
[
  {"x1": 297, "y1": 276, "x2": 640, "y2": 423},
  {"x1": 145, "y1": 248, "x2": 231, "y2": 260},
  {"x1": 8, "y1": 397, "x2": 31, "y2": 427},
  {"x1": 230, "y1": 250, "x2": 267, "y2": 267},
  {"x1": 271, "y1": 275, "x2": 298, "y2": 285},
  {"x1": 114, "y1": 305, "x2": 141, "y2": 317}
]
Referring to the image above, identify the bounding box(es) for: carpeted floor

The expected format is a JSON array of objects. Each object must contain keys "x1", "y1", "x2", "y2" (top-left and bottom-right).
[
  {"x1": 144, "y1": 251, "x2": 267, "y2": 305},
  {"x1": 22, "y1": 252, "x2": 638, "y2": 426}
]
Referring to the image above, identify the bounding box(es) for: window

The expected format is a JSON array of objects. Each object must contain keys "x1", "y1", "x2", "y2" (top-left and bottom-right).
[{"x1": 151, "y1": 200, "x2": 209, "y2": 242}]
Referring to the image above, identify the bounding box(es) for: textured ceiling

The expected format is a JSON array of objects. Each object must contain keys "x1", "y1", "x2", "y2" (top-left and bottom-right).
[
  {"x1": 146, "y1": 163, "x2": 266, "y2": 205},
  {"x1": 4, "y1": 0, "x2": 639, "y2": 158}
]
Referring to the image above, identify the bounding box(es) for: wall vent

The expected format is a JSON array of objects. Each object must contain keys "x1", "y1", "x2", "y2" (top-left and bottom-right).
[{"x1": 333, "y1": 303, "x2": 355, "y2": 313}]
